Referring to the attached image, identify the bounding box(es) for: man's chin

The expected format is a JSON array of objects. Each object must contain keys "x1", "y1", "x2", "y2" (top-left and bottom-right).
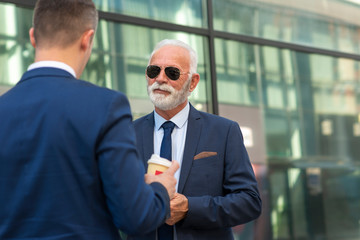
[
  {"x1": 150, "y1": 91, "x2": 187, "y2": 111},
  {"x1": 151, "y1": 98, "x2": 176, "y2": 111},
  {"x1": 151, "y1": 93, "x2": 168, "y2": 101}
]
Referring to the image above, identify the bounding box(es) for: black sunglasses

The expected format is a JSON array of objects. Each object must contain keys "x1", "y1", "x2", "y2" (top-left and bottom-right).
[{"x1": 146, "y1": 65, "x2": 188, "y2": 81}]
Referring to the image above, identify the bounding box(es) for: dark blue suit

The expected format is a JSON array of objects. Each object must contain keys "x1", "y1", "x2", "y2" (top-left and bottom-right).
[
  {"x1": 0, "y1": 68, "x2": 170, "y2": 239},
  {"x1": 131, "y1": 104, "x2": 261, "y2": 240}
]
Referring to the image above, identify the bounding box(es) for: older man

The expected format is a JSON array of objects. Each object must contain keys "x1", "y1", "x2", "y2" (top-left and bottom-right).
[{"x1": 131, "y1": 39, "x2": 262, "y2": 240}]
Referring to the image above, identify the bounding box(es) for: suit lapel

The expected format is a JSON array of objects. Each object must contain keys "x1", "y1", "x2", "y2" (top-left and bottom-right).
[
  {"x1": 178, "y1": 104, "x2": 202, "y2": 193},
  {"x1": 142, "y1": 112, "x2": 155, "y2": 166}
]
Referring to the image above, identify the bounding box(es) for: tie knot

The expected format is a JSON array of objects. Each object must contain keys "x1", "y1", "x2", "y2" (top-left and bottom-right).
[{"x1": 161, "y1": 121, "x2": 175, "y2": 131}]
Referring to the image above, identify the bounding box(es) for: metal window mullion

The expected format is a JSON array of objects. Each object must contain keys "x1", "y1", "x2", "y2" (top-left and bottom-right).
[{"x1": 206, "y1": 0, "x2": 218, "y2": 115}]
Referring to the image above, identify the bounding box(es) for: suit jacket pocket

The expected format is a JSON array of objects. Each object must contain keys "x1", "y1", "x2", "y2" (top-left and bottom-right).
[
  {"x1": 185, "y1": 154, "x2": 223, "y2": 196},
  {"x1": 193, "y1": 151, "x2": 217, "y2": 160},
  {"x1": 191, "y1": 154, "x2": 219, "y2": 167}
]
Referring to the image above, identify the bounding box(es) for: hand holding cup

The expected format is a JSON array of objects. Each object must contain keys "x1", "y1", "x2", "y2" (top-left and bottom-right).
[{"x1": 145, "y1": 154, "x2": 179, "y2": 199}]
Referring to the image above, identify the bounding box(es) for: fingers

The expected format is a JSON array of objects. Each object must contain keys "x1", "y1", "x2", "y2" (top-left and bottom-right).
[
  {"x1": 171, "y1": 192, "x2": 180, "y2": 199},
  {"x1": 166, "y1": 218, "x2": 176, "y2": 225},
  {"x1": 144, "y1": 173, "x2": 155, "y2": 184},
  {"x1": 144, "y1": 161, "x2": 178, "y2": 199},
  {"x1": 165, "y1": 160, "x2": 179, "y2": 175}
]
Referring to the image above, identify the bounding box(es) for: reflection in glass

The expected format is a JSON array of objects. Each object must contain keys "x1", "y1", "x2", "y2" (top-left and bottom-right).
[
  {"x1": 311, "y1": 55, "x2": 359, "y2": 115},
  {"x1": 215, "y1": 38, "x2": 258, "y2": 106},
  {"x1": 288, "y1": 168, "x2": 307, "y2": 239},
  {"x1": 213, "y1": 1, "x2": 255, "y2": 37},
  {"x1": 212, "y1": 0, "x2": 360, "y2": 54},
  {"x1": 265, "y1": 113, "x2": 291, "y2": 157},
  {"x1": 261, "y1": 46, "x2": 298, "y2": 111},
  {"x1": 270, "y1": 171, "x2": 290, "y2": 239},
  {"x1": 93, "y1": 0, "x2": 207, "y2": 28},
  {"x1": 0, "y1": 3, "x2": 34, "y2": 87},
  {"x1": 260, "y1": 46, "x2": 360, "y2": 162},
  {"x1": 323, "y1": 168, "x2": 360, "y2": 239}
]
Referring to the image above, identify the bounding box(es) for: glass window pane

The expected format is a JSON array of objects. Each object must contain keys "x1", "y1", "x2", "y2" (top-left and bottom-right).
[
  {"x1": 215, "y1": 38, "x2": 258, "y2": 106},
  {"x1": 288, "y1": 168, "x2": 307, "y2": 239},
  {"x1": 265, "y1": 112, "x2": 290, "y2": 157},
  {"x1": 0, "y1": 3, "x2": 34, "y2": 89},
  {"x1": 213, "y1": 0, "x2": 360, "y2": 55},
  {"x1": 94, "y1": 0, "x2": 208, "y2": 28},
  {"x1": 269, "y1": 170, "x2": 290, "y2": 239},
  {"x1": 310, "y1": 55, "x2": 358, "y2": 115},
  {"x1": 213, "y1": 1, "x2": 255, "y2": 36},
  {"x1": 323, "y1": 168, "x2": 360, "y2": 239},
  {"x1": 261, "y1": 46, "x2": 299, "y2": 111}
]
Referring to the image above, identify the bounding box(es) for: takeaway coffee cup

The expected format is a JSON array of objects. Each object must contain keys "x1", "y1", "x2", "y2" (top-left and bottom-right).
[{"x1": 147, "y1": 154, "x2": 172, "y2": 175}]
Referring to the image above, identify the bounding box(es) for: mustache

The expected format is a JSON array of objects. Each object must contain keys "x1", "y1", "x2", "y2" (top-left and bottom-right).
[{"x1": 148, "y1": 82, "x2": 175, "y2": 94}]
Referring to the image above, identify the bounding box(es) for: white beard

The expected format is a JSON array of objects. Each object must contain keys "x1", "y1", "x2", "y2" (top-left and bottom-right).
[{"x1": 147, "y1": 79, "x2": 191, "y2": 111}]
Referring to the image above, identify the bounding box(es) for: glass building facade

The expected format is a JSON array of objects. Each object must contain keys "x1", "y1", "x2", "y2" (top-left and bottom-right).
[{"x1": 1, "y1": 0, "x2": 360, "y2": 239}]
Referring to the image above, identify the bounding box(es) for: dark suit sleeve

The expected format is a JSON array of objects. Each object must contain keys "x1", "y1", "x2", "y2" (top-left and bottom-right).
[
  {"x1": 181, "y1": 121, "x2": 261, "y2": 229},
  {"x1": 96, "y1": 93, "x2": 170, "y2": 235}
]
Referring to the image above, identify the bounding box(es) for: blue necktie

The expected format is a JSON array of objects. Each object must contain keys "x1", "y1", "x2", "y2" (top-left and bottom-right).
[
  {"x1": 158, "y1": 121, "x2": 175, "y2": 239},
  {"x1": 160, "y1": 121, "x2": 175, "y2": 161}
]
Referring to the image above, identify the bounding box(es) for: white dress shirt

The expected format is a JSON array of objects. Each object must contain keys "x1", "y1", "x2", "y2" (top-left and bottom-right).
[
  {"x1": 28, "y1": 61, "x2": 76, "y2": 78},
  {"x1": 153, "y1": 102, "x2": 189, "y2": 192}
]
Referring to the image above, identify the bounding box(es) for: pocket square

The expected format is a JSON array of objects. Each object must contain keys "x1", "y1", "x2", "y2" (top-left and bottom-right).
[{"x1": 194, "y1": 151, "x2": 217, "y2": 160}]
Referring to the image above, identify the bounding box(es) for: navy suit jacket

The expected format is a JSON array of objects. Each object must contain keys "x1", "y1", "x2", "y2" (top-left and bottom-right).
[
  {"x1": 131, "y1": 104, "x2": 261, "y2": 240},
  {"x1": 0, "y1": 68, "x2": 170, "y2": 239}
]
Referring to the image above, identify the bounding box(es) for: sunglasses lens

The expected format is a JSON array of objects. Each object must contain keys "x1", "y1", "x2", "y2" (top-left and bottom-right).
[
  {"x1": 165, "y1": 67, "x2": 181, "y2": 80},
  {"x1": 146, "y1": 65, "x2": 161, "y2": 78},
  {"x1": 146, "y1": 65, "x2": 181, "y2": 80}
]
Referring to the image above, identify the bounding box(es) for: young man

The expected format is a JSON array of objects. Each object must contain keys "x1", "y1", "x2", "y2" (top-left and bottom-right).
[
  {"x1": 0, "y1": 1, "x2": 178, "y2": 239},
  {"x1": 131, "y1": 39, "x2": 261, "y2": 240}
]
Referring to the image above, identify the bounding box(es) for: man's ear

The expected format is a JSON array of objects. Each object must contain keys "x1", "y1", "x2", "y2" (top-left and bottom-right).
[
  {"x1": 189, "y1": 73, "x2": 200, "y2": 92},
  {"x1": 29, "y1": 27, "x2": 36, "y2": 48},
  {"x1": 80, "y1": 29, "x2": 95, "y2": 51}
]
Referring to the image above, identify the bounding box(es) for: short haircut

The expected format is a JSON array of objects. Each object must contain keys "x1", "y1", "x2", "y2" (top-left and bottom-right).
[
  {"x1": 149, "y1": 39, "x2": 198, "y2": 74},
  {"x1": 32, "y1": 0, "x2": 98, "y2": 48}
]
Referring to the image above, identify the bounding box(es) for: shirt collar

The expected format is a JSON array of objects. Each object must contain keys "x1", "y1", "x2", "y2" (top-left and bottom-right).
[
  {"x1": 154, "y1": 102, "x2": 190, "y2": 130},
  {"x1": 28, "y1": 61, "x2": 76, "y2": 78}
]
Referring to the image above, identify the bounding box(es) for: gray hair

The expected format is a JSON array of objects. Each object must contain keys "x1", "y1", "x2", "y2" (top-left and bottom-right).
[{"x1": 148, "y1": 39, "x2": 198, "y2": 74}]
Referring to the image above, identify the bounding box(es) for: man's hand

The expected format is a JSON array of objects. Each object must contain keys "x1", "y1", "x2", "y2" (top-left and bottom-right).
[
  {"x1": 145, "y1": 161, "x2": 179, "y2": 199},
  {"x1": 165, "y1": 193, "x2": 188, "y2": 225}
]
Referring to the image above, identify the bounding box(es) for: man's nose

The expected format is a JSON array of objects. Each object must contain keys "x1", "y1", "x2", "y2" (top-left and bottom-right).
[{"x1": 155, "y1": 69, "x2": 169, "y2": 84}]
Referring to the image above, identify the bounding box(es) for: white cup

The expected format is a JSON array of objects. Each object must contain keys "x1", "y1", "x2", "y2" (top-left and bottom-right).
[{"x1": 147, "y1": 154, "x2": 172, "y2": 175}]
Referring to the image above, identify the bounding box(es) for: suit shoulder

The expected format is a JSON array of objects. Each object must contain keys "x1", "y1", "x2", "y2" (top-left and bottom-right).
[
  {"x1": 75, "y1": 79, "x2": 127, "y2": 100},
  {"x1": 75, "y1": 79, "x2": 117, "y2": 93},
  {"x1": 196, "y1": 109, "x2": 237, "y2": 127}
]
